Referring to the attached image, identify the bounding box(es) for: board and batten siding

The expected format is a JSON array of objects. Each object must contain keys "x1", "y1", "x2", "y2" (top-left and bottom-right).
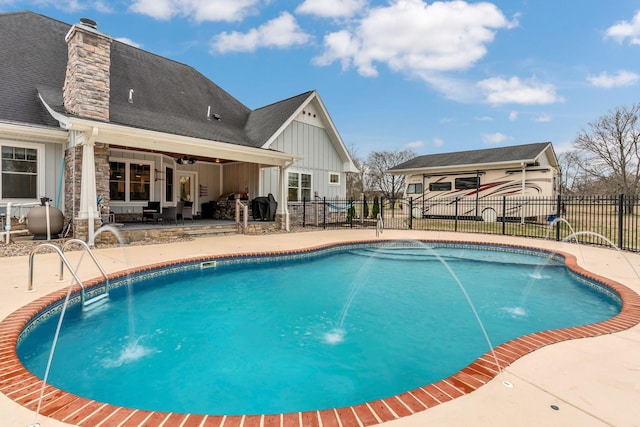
[
  {"x1": 260, "y1": 120, "x2": 346, "y2": 201},
  {"x1": 221, "y1": 162, "x2": 259, "y2": 199},
  {"x1": 44, "y1": 142, "x2": 63, "y2": 206}
]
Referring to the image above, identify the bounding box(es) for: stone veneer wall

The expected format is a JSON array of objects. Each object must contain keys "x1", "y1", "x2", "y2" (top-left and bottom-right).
[
  {"x1": 63, "y1": 145, "x2": 80, "y2": 227},
  {"x1": 63, "y1": 142, "x2": 110, "y2": 243},
  {"x1": 95, "y1": 143, "x2": 110, "y2": 219},
  {"x1": 63, "y1": 24, "x2": 112, "y2": 121}
]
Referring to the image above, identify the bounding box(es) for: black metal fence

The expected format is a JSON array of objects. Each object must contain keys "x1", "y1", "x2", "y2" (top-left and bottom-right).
[{"x1": 290, "y1": 195, "x2": 640, "y2": 252}]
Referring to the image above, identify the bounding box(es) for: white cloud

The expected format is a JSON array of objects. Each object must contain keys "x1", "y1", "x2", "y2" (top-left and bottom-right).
[
  {"x1": 477, "y1": 76, "x2": 563, "y2": 105},
  {"x1": 587, "y1": 70, "x2": 640, "y2": 88},
  {"x1": 211, "y1": 12, "x2": 310, "y2": 53},
  {"x1": 509, "y1": 110, "x2": 518, "y2": 121},
  {"x1": 605, "y1": 11, "x2": 640, "y2": 45},
  {"x1": 313, "y1": 0, "x2": 516, "y2": 77},
  {"x1": 12, "y1": 0, "x2": 113, "y2": 13},
  {"x1": 296, "y1": 0, "x2": 366, "y2": 18},
  {"x1": 474, "y1": 116, "x2": 493, "y2": 121},
  {"x1": 482, "y1": 132, "x2": 509, "y2": 145},
  {"x1": 533, "y1": 113, "x2": 552, "y2": 123},
  {"x1": 116, "y1": 37, "x2": 143, "y2": 48},
  {"x1": 130, "y1": 0, "x2": 259, "y2": 22},
  {"x1": 405, "y1": 138, "x2": 444, "y2": 150},
  {"x1": 405, "y1": 140, "x2": 425, "y2": 149}
]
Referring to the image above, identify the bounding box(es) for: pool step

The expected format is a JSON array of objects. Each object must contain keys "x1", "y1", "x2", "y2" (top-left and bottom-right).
[{"x1": 183, "y1": 226, "x2": 238, "y2": 237}]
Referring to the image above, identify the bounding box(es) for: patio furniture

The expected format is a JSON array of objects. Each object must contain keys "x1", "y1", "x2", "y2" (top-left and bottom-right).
[
  {"x1": 143, "y1": 201, "x2": 161, "y2": 222},
  {"x1": 162, "y1": 201, "x2": 184, "y2": 225},
  {"x1": 182, "y1": 201, "x2": 194, "y2": 222}
]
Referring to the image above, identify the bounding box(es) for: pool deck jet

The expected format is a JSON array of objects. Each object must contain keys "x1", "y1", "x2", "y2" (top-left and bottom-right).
[{"x1": 1, "y1": 230, "x2": 639, "y2": 427}]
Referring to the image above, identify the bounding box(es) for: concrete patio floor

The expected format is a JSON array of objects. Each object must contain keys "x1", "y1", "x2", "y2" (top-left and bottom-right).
[{"x1": 1, "y1": 229, "x2": 639, "y2": 427}]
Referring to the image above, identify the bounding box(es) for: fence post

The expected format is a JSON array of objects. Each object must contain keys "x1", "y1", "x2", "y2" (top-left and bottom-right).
[
  {"x1": 618, "y1": 194, "x2": 625, "y2": 250},
  {"x1": 349, "y1": 198, "x2": 353, "y2": 228},
  {"x1": 381, "y1": 197, "x2": 385, "y2": 225},
  {"x1": 409, "y1": 198, "x2": 413, "y2": 230},
  {"x1": 323, "y1": 197, "x2": 326, "y2": 229},
  {"x1": 501, "y1": 196, "x2": 506, "y2": 235},
  {"x1": 556, "y1": 195, "x2": 562, "y2": 242},
  {"x1": 302, "y1": 197, "x2": 306, "y2": 228},
  {"x1": 454, "y1": 197, "x2": 458, "y2": 232}
]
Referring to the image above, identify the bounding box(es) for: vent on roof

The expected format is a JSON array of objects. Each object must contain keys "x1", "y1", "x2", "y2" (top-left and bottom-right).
[
  {"x1": 128, "y1": 89, "x2": 134, "y2": 104},
  {"x1": 80, "y1": 18, "x2": 98, "y2": 29},
  {"x1": 206, "y1": 106, "x2": 221, "y2": 121}
]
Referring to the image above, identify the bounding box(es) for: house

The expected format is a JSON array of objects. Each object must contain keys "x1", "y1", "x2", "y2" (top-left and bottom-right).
[
  {"x1": 0, "y1": 11, "x2": 357, "y2": 242},
  {"x1": 388, "y1": 142, "x2": 560, "y2": 221}
]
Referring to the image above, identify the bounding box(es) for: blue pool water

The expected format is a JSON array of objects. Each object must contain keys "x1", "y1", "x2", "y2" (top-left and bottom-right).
[{"x1": 17, "y1": 242, "x2": 621, "y2": 415}]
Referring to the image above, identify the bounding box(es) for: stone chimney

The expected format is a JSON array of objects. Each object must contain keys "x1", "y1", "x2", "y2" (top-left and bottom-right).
[{"x1": 63, "y1": 18, "x2": 112, "y2": 121}]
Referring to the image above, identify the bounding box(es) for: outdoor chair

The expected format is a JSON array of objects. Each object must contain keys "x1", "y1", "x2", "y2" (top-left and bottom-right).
[
  {"x1": 142, "y1": 201, "x2": 161, "y2": 222},
  {"x1": 182, "y1": 201, "x2": 194, "y2": 222},
  {"x1": 162, "y1": 201, "x2": 184, "y2": 225}
]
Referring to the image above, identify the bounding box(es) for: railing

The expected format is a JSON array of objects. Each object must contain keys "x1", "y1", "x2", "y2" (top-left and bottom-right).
[
  {"x1": 29, "y1": 240, "x2": 110, "y2": 307},
  {"x1": 291, "y1": 195, "x2": 640, "y2": 252},
  {"x1": 235, "y1": 199, "x2": 249, "y2": 234},
  {"x1": 59, "y1": 239, "x2": 110, "y2": 306}
]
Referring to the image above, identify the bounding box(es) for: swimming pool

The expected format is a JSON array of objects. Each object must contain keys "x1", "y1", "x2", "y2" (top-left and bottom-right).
[{"x1": 15, "y1": 241, "x2": 622, "y2": 416}]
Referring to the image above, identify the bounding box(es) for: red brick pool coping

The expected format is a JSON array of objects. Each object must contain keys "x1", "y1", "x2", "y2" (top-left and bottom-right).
[{"x1": 1, "y1": 240, "x2": 640, "y2": 427}]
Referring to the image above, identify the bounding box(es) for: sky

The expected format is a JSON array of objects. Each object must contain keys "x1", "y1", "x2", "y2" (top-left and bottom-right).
[{"x1": 2, "y1": 1, "x2": 640, "y2": 160}]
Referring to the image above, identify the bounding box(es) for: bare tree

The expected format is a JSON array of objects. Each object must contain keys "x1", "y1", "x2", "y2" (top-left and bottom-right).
[
  {"x1": 573, "y1": 103, "x2": 640, "y2": 196},
  {"x1": 366, "y1": 149, "x2": 416, "y2": 201},
  {"x1": 346, "y1": 144, "x2": 366, "y2": 199},
  {"x1": 557, "y1": 150, "x2": 584, "y2": 195}
]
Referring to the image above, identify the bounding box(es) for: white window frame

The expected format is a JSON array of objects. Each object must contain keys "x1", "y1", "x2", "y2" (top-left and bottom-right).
[
  {"x1": 109, "y1": 157, "x2": 155, "y2": 205},
  {"x1": 0, "y1": 140, "x2": 45, "y2": 203},
  {"x1": 328, "y1": 172, "x2": 340, "y2": 186},
  {"x1": 287, "y1": 170, "x2": 313, "y2": 202}
]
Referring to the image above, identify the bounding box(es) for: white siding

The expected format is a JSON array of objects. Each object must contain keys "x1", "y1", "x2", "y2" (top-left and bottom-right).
[
  {"x1": 265, "y1": 120, "x2": 347, "y2": 199},
  {"x1": 44, "y1": 142, "x2": 63, "y2": 205}
]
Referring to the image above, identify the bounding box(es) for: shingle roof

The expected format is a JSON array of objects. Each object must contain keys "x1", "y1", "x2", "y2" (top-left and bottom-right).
[
  {"x1": 244, "y1": 91, "x2": 314, "y2": 147},
  {"x1": 389, "y1": 142, "x2": 553, "y2": 171},
  {"x1": 0, "y1": 11, "x2": 68, "y2": 128},
  {"x1": 0, "y1": 11, "x2": 311, "y2": 148}
]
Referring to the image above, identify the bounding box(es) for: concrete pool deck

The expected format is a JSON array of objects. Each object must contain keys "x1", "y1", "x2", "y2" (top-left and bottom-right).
[{"x1": 1, "y1": 229, "x2": 639, "y2": 427}]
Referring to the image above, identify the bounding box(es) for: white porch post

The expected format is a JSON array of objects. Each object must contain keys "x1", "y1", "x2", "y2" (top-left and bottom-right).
[
  {"x1": 279, "y1": 164, "x2": 291, "y2": 231},
  {"x1": 78, "y1": 128, "x2": 100, "y2": 245}
]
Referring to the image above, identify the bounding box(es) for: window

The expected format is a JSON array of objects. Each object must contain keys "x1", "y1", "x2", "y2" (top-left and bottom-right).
[
  {"x1": 109, "y1": 160, "x2": 153, "y2": 202},
  {"x1": 406, "y1": 183, "x2": 423, "y2": 194},
  {"x1": 165, "y1": 167, "x2": 173, "y2": 202},
  {"x1": 109, "y1": 162, "x2": 126, "y2": 201},
  {"x1": 329, "y1": 173, "x2": 340, "y2": 185},
  {"x1": 429, "y1": 182, "x2": 451, "y2": 191},
  {"x1": 288, "y1": 171, "x2": 312, "y2": 201},
  {"x1": 1, "y1": 144, "x2": 39, "y2": 199},
  {"x1": 455, "y1": 177, "x2": 480, "y2": 190}
]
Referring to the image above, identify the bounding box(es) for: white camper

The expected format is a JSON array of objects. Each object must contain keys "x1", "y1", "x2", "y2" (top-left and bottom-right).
[{"x1": 389, "y1": 142, "x2": 560, "y2": 222}]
